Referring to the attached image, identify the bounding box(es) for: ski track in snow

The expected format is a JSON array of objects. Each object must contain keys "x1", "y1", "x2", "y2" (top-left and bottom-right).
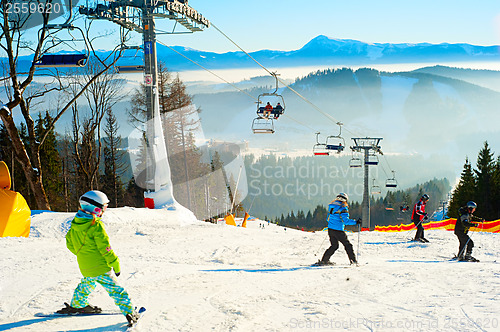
[{"x1": 0, "y1": 207, "x2": 499, "y2": 331}]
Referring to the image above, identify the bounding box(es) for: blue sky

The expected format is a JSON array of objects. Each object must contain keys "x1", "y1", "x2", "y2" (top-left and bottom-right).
[
  {"x1": 155, "y1": 0, "x2": 500, "y2": 53},
  {"x1": 21, "y1": 0, "x2": 500, "y2": 54}
]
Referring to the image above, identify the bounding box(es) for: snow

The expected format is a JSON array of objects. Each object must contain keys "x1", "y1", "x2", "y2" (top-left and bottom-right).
[{"x1": 1, "y1": 207, "x2": 499, "y2": 331}]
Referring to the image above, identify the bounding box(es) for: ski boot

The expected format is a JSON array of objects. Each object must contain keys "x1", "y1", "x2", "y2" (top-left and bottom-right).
[
  {"x1": 126, "y1": 309, "x2": 141, "y2": 327},
  {"x1": 421, "y1": 237, "x2": 429, "y2": 243},
  {"x1": 56, "y1": 302, "x2": 102, "y2": 315},
  {"x1": 77, "y1": 305, "x2": 102, "y2": 314},
  {"x1": 461, "y1": 254, "x2": 480, "y2": 262},
  {"x1": 314, "y1": 260, "x2": 335, "y2": 266}
]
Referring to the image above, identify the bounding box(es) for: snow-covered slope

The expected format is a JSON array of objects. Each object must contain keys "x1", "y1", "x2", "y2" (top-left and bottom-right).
[{"x1": 1, "y1": 207, "x2": 499, "y2": 331}]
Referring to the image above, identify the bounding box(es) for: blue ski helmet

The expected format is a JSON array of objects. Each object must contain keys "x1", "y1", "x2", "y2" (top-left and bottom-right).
[
  {"x1": 466, "y1": 201, "x2": 477, "y2": 209},
  {"x1": 80, "y1": 190, "x2": 109, "y2": 216}
]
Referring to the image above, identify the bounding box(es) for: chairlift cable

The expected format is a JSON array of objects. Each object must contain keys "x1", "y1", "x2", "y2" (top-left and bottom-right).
[
  {"x1": 381, "y1": 154, "x2": 394, "y2": 178},
  {"x1": 379, "y1": 159, "x2": 390, "y2": 179},
  {"x1": 210, "y1": 22, "x2": 363, "y2": 138},
  {"x1": 382, "y1": 153, "x2": 393, "y2": 172},
  {"x1": 157, "y1": 39, "x2": 322, "y2": 134},
  {"x1": 157, "y1": 39, "x2": 258, "y2": 102},
  {"x1": 281, "y1": 114, "x2": 319, "y2": 133}
]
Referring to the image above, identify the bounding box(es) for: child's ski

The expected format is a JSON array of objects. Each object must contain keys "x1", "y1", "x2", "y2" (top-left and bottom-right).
[
  {"x1": 126, "y1": 307, "x2": 146, "y2": 330},
  {"x1": 35, "y1": 311, "x2": 120, "y2": 318}
]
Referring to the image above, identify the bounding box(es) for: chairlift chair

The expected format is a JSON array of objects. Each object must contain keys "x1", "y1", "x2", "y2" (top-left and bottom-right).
[
  {"x1": 35, "y1": 5, "x2": 90, "y2": 69},
  {"x1": 385, "y1": 170, "x2": 398, "y2": 188},
  {"x1": 366, "y1": 151, "x2": 379, "y2": 165},
  {"x1": 349, "y1": 158, "x2": 362, "y2": 168},
  {"x1": 313, "y1": 132, "x2": 329, "y2": 156},
  {"x1": 252, "y1": 117, "x2": 275, "y2": 134},
  {"x1": 115, "y1": 43, "x2": 144, "y2": 74},
  {"x1": 35, "y1": 53, "x2": 88, "y2": 67},
  {"x1": 325, "y1": 122, "x2": 345, "y2": 154},
  {"x1": 349, "y1": 150, "x2": 363, "y2": 168},
  {"x1": 386, "y1": 178, "x2": 397, "y2": 188},
  {"x1": 256, "y1": 94, "x2": 285, "y2": 120},
  {"x1": 116, "y1": 65, "x2": 145, "y2": 73},
  {"x1": 255, "y1": 72, "x2": 285, "y2": 122},
  {"x1": 325, "y1": 135, "x2": 345, "y2": 154},
  {"x1": 400, "y1": 204, "x2": 410, "y2": 213},
  {"x1": 371, "y1": 179, "x2": 381, "y2": 194}
]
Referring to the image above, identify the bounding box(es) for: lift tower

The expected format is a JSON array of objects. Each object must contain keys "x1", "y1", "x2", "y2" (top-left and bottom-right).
[
  {"x1": 79, "y1": 0, "x2": 209, "y2": 208},
  {"x1": 351, "y1": 137, "x2": 383, "y2": 229}
]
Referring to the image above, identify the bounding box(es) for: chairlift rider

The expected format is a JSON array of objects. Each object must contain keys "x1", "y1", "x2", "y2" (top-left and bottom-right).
[
  {"x1": 326, "y1": 141, "x2": 344, "y2": 153},
  {"x1": 274, "y1": 102, "x2": 283, "y2": 119},
  {"x1": 263, "y1": 102, "x2": 273, "y2": 119},
  {"x1": 325, "y1": 122, "x2": 345, "y2": 153}
]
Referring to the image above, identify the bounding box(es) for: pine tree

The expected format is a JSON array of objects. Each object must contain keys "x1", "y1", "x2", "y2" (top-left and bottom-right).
[
  {"x1": 123, "y1": 178, "x2": 145, "y2": 207},
  {"x1": 475, "y1": 141, "x2": 495, "y2": 219},
  {"x1": 492, "y1": 156, "x2": 500, "y2": 218},
  {"x1": 449, "y1": 157, "x2": 476, "y2": 218},
  {"x1": 59, "y1": 134, "x2": 79, "y2": 212},
  {"x1": 35, "y1": 112, "x2": 64, "y2": 210},
  {"x1": 100, "y1": 108, "x2": 126, "y2": 208}
]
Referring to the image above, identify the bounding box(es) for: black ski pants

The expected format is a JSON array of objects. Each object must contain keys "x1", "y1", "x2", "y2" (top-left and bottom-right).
[
  {"x1": 455, "y1": 231, "x2": 474, "y2": 258},
  {"x1": 321, "y1": 228, "x2": 356, "y2": 263},
  {"x1": 412, "y1": 218, "x2": 424, "y2": 240}
]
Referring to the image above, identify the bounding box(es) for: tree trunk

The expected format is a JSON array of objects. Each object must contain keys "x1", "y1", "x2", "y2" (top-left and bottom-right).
[{"x1": 0, "y1": 109, "x2": 50, "y2": 210}]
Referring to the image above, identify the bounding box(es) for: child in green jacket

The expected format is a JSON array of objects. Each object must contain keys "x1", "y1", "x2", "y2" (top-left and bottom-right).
[{"x1": 58, "y1": 190, "x2": 140, "y2": 326}]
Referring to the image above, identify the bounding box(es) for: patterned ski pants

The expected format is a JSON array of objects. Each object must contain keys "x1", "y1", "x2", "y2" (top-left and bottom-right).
[{"x1": 71, "y1": 272, "x2": 134, "y2": 315}]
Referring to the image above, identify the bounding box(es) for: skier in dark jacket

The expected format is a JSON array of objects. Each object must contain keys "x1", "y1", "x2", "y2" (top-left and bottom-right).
[
  {"x1": 411, "y1": 194, "x2": 429, "y2": 242},
  {"x1": 317, "y1": 193, "x2": 361, "y2": 265},
  {"x1": 455, "y1": 201, "x2": 483, "y2": 261}
]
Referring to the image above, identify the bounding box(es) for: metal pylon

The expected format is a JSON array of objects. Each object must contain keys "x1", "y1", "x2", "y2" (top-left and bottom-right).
[
  {"x1": 79, "y1": 0, "x2": 209, "y2": 208},
  {"x1": 351, "y1": 137, "x2": 383, "y2": 229}
]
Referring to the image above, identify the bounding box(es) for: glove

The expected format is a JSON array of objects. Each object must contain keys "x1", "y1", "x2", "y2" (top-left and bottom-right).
[
  {"x1": 110, "y1": 258, "x2": 121, "y2": 277},
  {"x1": 356, "y1": 218, "x2": 362, "y2": 225},
  {"x1": 423, "y1": 215, "x2": 429, "y2": 220}
]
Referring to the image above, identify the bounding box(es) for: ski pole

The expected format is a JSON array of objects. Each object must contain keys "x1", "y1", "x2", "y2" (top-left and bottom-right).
[
  {"x1": 404, "y1": 221, "x2": 418, "y2": 240},
  {"x1": 457, "y1": 237, "x2": 472, "y2": 259},
  {"x1": 357, "y1": 222, "x2": 361, "y2": 259},
  {"x1": 457, "y1": 222, "x2": 481, "y2": 258},
  {"x1": 314, "y1": 231, "x2": 329, "y2": 257},
  {"x1": 407, "y1": 218, "x2": 425, "y2": 241}
]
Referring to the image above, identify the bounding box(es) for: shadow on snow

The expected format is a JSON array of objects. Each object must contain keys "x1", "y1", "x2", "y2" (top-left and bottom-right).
[{"x1": 0, "y1": 316, "x2": 125, "y2": 332}]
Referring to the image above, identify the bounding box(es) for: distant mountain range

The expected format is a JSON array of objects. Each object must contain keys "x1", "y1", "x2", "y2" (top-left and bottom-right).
[{"x1": 6, "y1": 35, "x2": 500, "y2": 73}]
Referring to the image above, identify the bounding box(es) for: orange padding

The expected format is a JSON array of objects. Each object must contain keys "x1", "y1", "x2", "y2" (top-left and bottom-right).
[
  {"x1": 224, "y1": 214, "x2": 237, "y2": 226},
  {"x1": 375, "y1": 218, "x2": 500, "y2": 233},
  {"x1": 0, "y1": 189, "x2": 31, "y2": 237}
]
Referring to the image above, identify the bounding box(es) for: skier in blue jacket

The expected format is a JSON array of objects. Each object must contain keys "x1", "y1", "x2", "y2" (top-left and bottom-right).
[{"x1": 318, "y1": 193, "x2": 361, "y2": 265}]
